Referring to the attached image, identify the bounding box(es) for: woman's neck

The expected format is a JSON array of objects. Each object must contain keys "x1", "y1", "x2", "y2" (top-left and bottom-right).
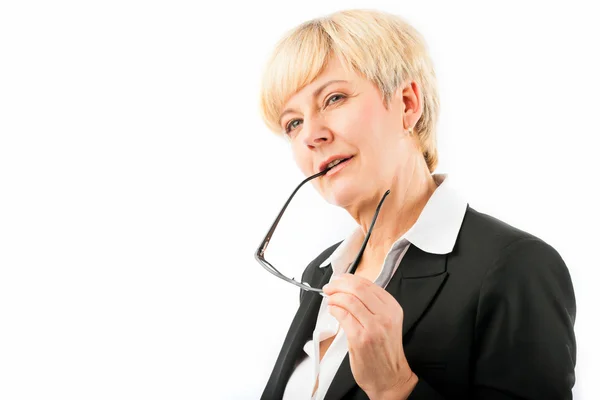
[{"x1": 350, "y1": 166, "x2": 438, "y2": 272}]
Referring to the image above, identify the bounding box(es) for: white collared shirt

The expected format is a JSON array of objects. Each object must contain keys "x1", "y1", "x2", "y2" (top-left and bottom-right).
[{"x1": 282, "y1": 174, "x2": 468, "y2": 400}]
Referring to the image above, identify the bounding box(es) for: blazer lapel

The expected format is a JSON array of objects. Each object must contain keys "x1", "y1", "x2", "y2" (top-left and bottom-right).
[
  {"x1": 324, "y1": 244, "x2": 449, "y2": 400},
  {"x1": 261, "y1": 265, "x2": 333, "y2": 400}
]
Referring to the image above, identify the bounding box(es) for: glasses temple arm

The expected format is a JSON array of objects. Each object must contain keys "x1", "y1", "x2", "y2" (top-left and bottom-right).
[
  {"x1": 255, "y1": 169, "x2": 328, "y2": 259},
  {"x1": 347, "y1": 189, "x2": 391, "y2": 275}
]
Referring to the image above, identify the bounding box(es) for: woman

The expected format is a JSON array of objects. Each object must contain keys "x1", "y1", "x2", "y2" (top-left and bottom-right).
[{"x1": 257, "y1": 9, "x2": 576, "y2": 400}]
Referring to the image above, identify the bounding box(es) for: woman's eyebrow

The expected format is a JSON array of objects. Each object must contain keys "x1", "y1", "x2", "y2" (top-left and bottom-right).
[
  {"x1": 279, "y1": 79, "x2": 349, "y2": 126},
  {"x1": 312, "y1": 79, "x2": 348, "y2": 99}
]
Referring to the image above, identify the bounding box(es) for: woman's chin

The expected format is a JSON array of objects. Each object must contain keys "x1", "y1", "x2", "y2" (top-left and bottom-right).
[{"x1": 324, "y1": 184, "x2": 359, "y2": 208}]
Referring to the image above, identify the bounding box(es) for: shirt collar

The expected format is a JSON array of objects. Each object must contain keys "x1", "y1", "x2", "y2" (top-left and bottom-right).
[{"x1": 318, "y1": 173, "x2": 468, "y2": 271}]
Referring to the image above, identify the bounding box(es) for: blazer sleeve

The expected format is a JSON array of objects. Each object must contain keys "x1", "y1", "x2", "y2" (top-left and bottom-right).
[{"x1": 471, "y1": 237, "x2": 577, "y2": 399}]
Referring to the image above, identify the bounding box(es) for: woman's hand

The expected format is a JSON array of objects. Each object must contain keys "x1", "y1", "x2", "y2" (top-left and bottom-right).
[{"x1": 323, "y1": 273, "x2": 418, "y2": 400}]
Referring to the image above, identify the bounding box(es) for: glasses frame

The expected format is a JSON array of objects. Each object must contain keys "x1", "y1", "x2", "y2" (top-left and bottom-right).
[{"x1": 254, "y1": 165, "x2": 390, "y2": 295}]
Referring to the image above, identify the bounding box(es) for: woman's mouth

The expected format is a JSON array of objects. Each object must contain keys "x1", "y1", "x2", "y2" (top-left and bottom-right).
[{"x1": 325, "y1": 156, "x2": 353, "y2": 177}]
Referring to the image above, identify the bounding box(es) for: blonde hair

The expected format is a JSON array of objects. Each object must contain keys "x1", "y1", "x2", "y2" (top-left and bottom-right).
[{"x1": 259, "y1": 9, "x2": 440, "y2": 172}]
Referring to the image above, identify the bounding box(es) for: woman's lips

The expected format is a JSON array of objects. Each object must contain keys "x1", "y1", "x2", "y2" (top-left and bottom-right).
[{"x1": 325, "y1": 157, "x2": 353, "y2": 177}]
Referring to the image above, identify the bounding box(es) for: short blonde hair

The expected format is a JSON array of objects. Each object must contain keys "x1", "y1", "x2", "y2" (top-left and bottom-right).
[{"x1": 259, "y1": 9, "x2": 440, "y2": 172}]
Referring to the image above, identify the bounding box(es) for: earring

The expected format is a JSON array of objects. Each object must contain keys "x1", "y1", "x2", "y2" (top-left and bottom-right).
[{"x1": 407, "y1": 127, "x2": 413, "y2": 136}]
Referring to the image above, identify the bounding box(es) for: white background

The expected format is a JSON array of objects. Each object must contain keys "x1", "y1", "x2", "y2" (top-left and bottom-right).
[{"x1": 1, "y1": 1, "x2": 598, "y2": 399}]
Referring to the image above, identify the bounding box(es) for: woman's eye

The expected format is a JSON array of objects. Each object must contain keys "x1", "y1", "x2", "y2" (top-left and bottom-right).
[
  {"x1": 325, "y1": 94, "x2": 345, "y2": 106},
  {"x1": 285, "y1": 119, "x2": 302, "y2": 133}
]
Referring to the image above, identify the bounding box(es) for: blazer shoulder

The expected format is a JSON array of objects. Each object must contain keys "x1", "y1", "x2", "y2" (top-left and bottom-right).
[
  {"x1": 456, "y1": 206, "x2": 571, "y2": 290},
  {"x1": 459, "y1": 205, "x2": 551, "y2": 252}
]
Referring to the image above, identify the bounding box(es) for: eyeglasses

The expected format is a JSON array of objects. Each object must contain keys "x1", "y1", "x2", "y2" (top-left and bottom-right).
[{"x1": 254, "y1": 165, "x2": 390, "y2": 295}]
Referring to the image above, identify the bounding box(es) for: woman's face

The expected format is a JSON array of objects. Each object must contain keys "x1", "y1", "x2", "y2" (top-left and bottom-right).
[{"x1": 279, "y1": 56, "x2": 421, "y2": 208}]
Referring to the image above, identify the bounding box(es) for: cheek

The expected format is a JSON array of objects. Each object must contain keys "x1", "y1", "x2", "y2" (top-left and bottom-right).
[
  {"x1": 340, "y1": 99, "x2": 385, "y2": 141},
  {"x1": 358, "y1": 100, "x2": 388, "y2": 132},
  {"x1": 291, "y1": 142, "x2": 312, "y2": 175}
]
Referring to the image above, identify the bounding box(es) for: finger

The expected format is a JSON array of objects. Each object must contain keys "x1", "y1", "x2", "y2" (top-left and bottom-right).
[
  {"x1": 350, "y1": 274, "x2": 396, "y2": 305},
  {"x1": 328, "y1": 304, "x2": 362, "y2": 338},
  {"x1": 346, "y1": 273, "x2": 399, "y2": 307},
  {"x1": 327, "y1": 291, "x2": 373, "y2": 329},
  {"x1": 323, "y1": 274, "x2": 386, "y2": 315}
]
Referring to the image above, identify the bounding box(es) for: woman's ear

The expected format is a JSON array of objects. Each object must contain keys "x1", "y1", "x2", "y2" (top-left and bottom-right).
[{"x1": 399, "y1": 81, "x2": 423, "y2": 131}]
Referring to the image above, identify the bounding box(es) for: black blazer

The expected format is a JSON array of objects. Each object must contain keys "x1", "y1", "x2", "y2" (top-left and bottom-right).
[{"x1": 261, "y1": 206, "x2": 576, "y2": 399}]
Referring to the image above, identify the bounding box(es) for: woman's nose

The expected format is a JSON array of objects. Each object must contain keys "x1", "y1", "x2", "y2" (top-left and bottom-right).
[{"x1": 302, "y1": 117, "x2": 332, "y2": 148}]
